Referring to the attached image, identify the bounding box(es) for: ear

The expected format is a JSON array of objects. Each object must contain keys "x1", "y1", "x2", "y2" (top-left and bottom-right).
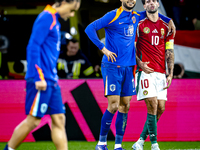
[
  {"x1": 143, "y1": 4, "x2": 146, "y2": 10},
  {"x1": 59, "y1": 0, "x2": 67, "y2": 7},
  {"x1": 75, "y1": 1, "x2": 80, "y2": 10}
]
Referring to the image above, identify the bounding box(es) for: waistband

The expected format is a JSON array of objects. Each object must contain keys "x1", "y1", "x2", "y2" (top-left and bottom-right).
[
  {"x1": 26, "y1": 78, "x2": 58, "y2": 87},
  {"x1": 101, "y1": 62, "x2": 133, "y2": 68}
]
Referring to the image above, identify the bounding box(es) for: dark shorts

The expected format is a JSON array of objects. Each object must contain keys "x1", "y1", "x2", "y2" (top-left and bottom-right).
[
  {"x1": 101, "y1": 63, "x2": 136, "y2": 97},
  {"x1": 25, "y1": 79, "x2": 65, "y2": 118}
]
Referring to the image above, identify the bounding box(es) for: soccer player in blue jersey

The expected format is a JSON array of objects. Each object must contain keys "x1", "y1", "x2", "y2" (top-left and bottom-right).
[
  {"x1": 85, "y1": 0, "x2": 175, "y2": 150},
  {"x1": 3, "y1": 0, "x2": 80, "y2": 150}
]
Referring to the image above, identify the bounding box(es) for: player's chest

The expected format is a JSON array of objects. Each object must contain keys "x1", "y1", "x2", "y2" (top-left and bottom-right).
[
  {"x1": 49, "y1": 24, "x2": 61, "y2": 41},
  {"x1": 139, "y1": 23, "x2": 167, "y2": 45},
  {"x1": 109, "y1": 15, "x2": 139, "y2": 37}
]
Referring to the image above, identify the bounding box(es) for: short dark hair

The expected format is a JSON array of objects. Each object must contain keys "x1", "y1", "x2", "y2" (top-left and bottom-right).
[
  {"x1": 69, "y1": 38, "x2": 78, "y2": 43},
  {"x1": 66, "y1": 38, "x2": 79, "y2": 45},
  {"x1": 141, "y1": 0, "x2": 159, "y2": 5},
  {"x1": 54, "y1": 0, "x2": 80, "y2": 7}
]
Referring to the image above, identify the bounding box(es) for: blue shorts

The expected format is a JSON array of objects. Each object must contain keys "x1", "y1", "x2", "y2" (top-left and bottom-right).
[
  {"x1": 101, "y1": 63, "x2": 136, "y2": 97},
  {"x1": 25, "y1": 79, "x2": 65, "y2": 118}
]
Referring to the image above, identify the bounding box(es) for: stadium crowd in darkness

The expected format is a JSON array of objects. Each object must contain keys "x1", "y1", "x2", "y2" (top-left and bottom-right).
[
  {"x1": 162, "y1": 0, "x2": 200, "y2": 30},
  {"x1": 0, "y1": 0, "x2": 200, "y2": 79}
]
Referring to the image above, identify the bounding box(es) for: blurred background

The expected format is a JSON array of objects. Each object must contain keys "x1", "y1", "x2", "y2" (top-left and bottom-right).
[{"x1": 0, "y1": 0, "x2": 200, "y2": 79}]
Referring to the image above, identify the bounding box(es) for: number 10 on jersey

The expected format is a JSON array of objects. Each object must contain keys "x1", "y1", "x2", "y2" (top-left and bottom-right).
[{"x1": 151, "y1": 36, "x2": 159, "y2": 45}]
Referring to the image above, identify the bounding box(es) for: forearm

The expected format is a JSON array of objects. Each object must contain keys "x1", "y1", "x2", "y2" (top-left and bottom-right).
[
  {"x1": 165, "y1": 49, "x2": 174, "y2": 76},
  {"x1": 136, "y1": 55, "x2": 141, "y2": 67},
  {"x1": 135, "y1": 42, "x2": 141, "y2": 66}
]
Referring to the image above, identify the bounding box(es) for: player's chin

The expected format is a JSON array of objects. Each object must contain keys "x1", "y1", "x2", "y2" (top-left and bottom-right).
[
  {"x1": 127, "y1": 2, "x2": 135, "y2": 7},
  {"x1": 127, "y1": 5, "x2": 135, "y2": 10},
  {"x1": 147, "y1": 9, "x2": 157, "y2": 14}
]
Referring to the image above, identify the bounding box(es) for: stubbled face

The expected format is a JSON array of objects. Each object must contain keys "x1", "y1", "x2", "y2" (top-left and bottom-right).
[
  {"x1": 66, "y1": 41, "x2": 79, "y2": 56},
  {"x1": 121, "y1": 0, "x2": 136, "y2": 11},
  {"x1": 144, "y1": 0, "x2": 159, "y2": 14},
  {"x1": 61, "y1": 1, "x2": 81, "y2": 21}
]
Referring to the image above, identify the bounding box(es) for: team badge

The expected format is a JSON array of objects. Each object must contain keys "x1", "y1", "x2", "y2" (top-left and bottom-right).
[
  {"x1": 161, "y1": 28, "x2": 165, "y2": 39},
  {"x1": 143, "y1": 90, "x2": 148, "y2": 96},
  {"x1": 110, "y1": 84, "x2": 116, "y2": 92},
  {"x1": 143, "y1": 27, "x2": 150, "y2": 34},
  {"x1": 40, "y1": 103, "x2": 48, "y2": 114},
  {"x1": 132, "y1": 16, "x2": 136, "y2": 23},
  {"x1": 161, "y1": 28, "x2": 165, "y2": 35}
]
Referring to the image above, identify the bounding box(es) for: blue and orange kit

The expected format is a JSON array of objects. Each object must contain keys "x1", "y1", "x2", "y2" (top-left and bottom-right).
[
  {"x1": 85, "y1": 7, "x2": 170, "y2": 67},
  {"x1": 25, "y1": 5, "x2": 61, "y2": 83}
]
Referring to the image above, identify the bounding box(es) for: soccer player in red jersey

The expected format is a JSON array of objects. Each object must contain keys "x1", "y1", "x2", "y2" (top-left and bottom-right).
[{"x1": 132, "y1": 0, "x2": 174, "y2": 150}]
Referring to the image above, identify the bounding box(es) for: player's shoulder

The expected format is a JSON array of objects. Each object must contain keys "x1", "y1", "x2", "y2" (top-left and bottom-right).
[
  {"x1": 138, "y1": 17, "x2": 148, "y2": 25},
  {"x1": 105, "y1": 7, "x2": 122, "y2": 17},
  {"x1": 159, "y1": 17, "x2": 169, "y2": 27},
  {"x1": 38, "y1": 5, "x2": 57, "y2": 20},
  {"x1": 39, "y1": 10, "x2": 54, "y2": 19},
  {"x1": 132, "y1": 10, "x2": 143, "y2": 16},
  {"x1": 36, "y1": 10, "x2": 54, "y2": 24},
  {"x1": 34, "y1": 9, "x2": 56, "y2": 28},
  {"x1": 103, "y1": 7, "x2": 124, "y2": 25}
]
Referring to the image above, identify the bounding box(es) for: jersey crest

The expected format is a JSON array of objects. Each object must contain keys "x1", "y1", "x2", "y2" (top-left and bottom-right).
[
  {"x1": 161, "y1": 28, "x2": 165, "y2": 39},
  {"x1": 143, "y1": 27, "x2": 150, "y2": 34},
  {"x1": 132, "y1": 16, "x2": 136, "y2": 23}
]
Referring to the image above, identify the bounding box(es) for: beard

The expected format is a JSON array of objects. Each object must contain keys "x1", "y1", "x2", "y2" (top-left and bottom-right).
[
  {"x1": 147, "y1": 7, "x2": 158, "y2": 14},
  {"x1": 123, "y1": 2, "x2": 135, "y2": 10}
]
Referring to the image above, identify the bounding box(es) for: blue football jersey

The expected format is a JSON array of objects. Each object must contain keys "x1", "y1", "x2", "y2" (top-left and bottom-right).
[
  {"x1": 85, "y1": 7, "x2": 170, "y2": 67},
  {"x1": 25, "y1": 5, "x2": 61, "y2": 83}
]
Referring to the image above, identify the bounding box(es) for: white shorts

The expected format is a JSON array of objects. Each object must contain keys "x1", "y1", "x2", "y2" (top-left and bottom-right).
[{"x1": 135, "y1": 71, "x2": 167, "y2": 101}]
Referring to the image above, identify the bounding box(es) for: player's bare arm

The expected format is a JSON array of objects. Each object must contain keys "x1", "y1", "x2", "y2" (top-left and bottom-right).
[
  {"x1": 164, "y1": 48, "x2": 174, "y2": 89},
  {"x1": 168, "y1": 20, "x2": 176, "y2": 38},
  {"x1": 135, "y1": 42, "x2": 154, "y2": 73},
  {"x1": 136, "y1": 55, "x2": 154, "y2": 74},
  {"x1": 35, "y1": 80, "x2": 47, "y2": 91},
  {"x1": 101, "y1": 47, "x2": 117, "y2": 63}
]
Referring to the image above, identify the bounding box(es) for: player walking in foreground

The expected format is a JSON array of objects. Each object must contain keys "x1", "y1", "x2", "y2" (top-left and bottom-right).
[
  {"x1": 3, "y1": 0, "x2": 80, "y2": 150},
  {"x1": 85, "y1": 0, "x2": 175, "y2": 150},
  {"x1": 132, "y1": 0, "x2": 174, "y2": 150}
]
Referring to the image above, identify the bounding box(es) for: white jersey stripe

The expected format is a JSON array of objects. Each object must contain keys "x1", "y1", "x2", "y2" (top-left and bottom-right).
[{"x1": 32, "y1": 91, "x2": 41, "y2": 116}]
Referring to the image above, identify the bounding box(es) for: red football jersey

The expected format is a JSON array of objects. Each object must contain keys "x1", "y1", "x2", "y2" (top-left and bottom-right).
[{"x1": 136, "y1": 17, "x2": 174, "y2": 73}]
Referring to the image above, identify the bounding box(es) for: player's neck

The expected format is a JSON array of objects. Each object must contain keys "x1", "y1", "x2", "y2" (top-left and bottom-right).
[{"x1": 146, "y1": 11, "x2": 159, "y2": 22}]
